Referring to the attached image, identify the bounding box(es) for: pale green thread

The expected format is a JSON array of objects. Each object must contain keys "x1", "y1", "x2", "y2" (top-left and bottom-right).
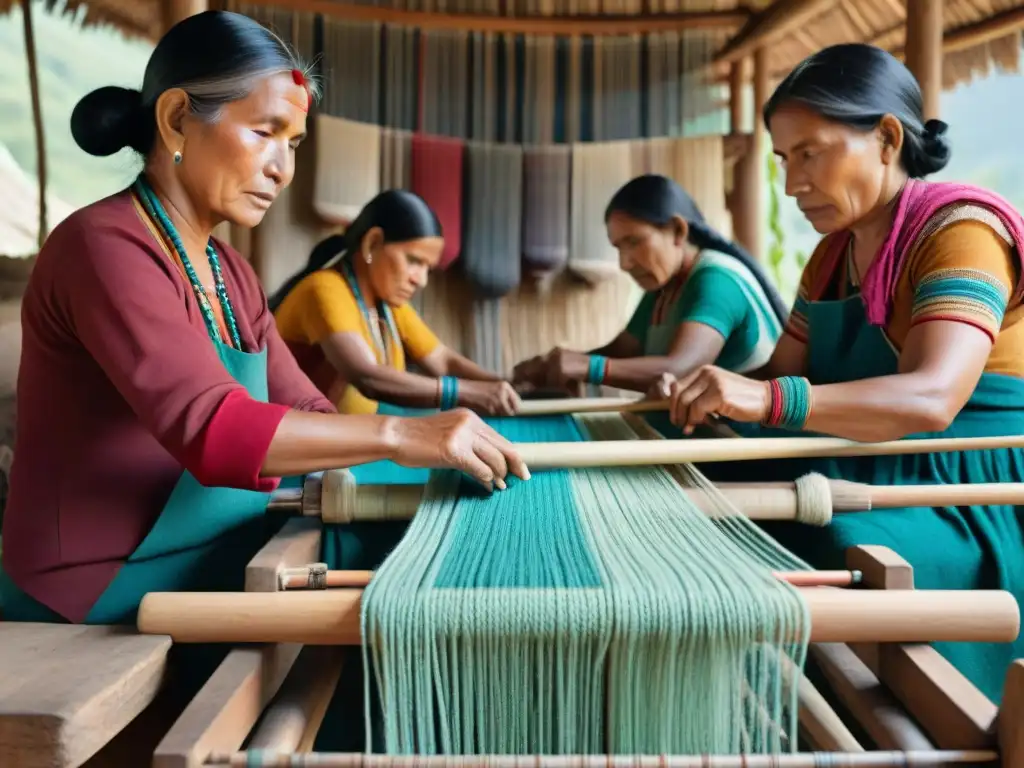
[{"x1": 360, "y1": 413, "x2": 811, "y2": 756}]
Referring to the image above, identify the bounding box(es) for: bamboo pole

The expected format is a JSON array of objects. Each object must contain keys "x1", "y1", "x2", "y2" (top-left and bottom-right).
[
  {"x1": 205, "y1": 748, "x2": 997, "y2": 768},
  {"x1": 276, "y1": 567, "x2": 863, "y2": 591},
  {"x1": 136, "y1": 588, "x2": 1020, "y2": 646},
  {"x1": 20, "y1": 0, "x2": 46, "y2": 250},
  {"x1": 282, "y1": 469, "x2": 1024, "y2": 527},
  {"x1": 513, "y1": 434, "x2": 1024, "y2": 469}
]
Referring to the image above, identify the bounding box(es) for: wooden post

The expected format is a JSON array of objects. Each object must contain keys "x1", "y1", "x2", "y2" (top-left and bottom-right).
[
  {"x1": 904, "y1": 0, "x2": 944, "y2": 120},
  {"x1": 21, "y1": 0, "x2": 46, "y2": 250},
  {"x1": 163, "y1": 0, "x2": 208, "y2": 34},
  {"x1": 730, "y1": 49, "x2": 768, "y2": 260}
]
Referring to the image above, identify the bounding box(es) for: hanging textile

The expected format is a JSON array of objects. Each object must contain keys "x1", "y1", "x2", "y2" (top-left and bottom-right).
[
  {"x1": 321, "y1": 20, "x2": 382, "y2": 123},
  {"x1": 521, "y1": 145, "x2": 571, "y2": 275},
  {"x1": 380, "y1": 127, "x2": 413, "y2": 191},
  {"x1": 461, "y1": 141, "x2": 523, "y2": 298},
  {"x1": 568, "y1": 140, "x2": 635, "y2": 284},
  {"x1": 313, "y1": 115, "x2": 381, "y2": 225},
  {"x1": 410, "y1": 133, "x2": 464, "y2": 269}
]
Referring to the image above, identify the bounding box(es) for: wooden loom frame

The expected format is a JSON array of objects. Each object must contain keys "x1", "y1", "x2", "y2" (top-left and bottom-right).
[{"x1": 148, "y1": 414, "x2": 1024, "y2": 768}]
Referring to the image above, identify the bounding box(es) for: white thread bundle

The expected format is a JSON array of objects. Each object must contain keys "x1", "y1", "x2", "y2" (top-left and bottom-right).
[
  {"x1": 313, "y1": 115, "x2": 381, "y2": 225},
  {"x1": 568, "y1": 141, "x2": 634, "y2": 284}
]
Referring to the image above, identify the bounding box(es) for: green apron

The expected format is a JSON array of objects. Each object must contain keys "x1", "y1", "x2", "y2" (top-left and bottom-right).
[
  {"x1": 700, "y1": 289, "x2": 1024, "y2": 703},
  {"x1": 0, "y1": 341, "x2": 275, "y2": 626}
]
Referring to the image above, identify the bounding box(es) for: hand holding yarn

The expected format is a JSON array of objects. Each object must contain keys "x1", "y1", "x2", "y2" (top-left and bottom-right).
[
  {"x1": 461, "y1": 380, "x2": 522, "y2": 416},
  {"x1": 391, "y1": 409, "x2": 530, "y2": 490},
  {"x1": 666, "y1": 366, "x2": 771, "y2": 435}
]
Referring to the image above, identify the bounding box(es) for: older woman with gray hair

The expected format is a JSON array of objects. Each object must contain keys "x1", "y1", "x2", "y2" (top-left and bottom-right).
[{"x1": 0, "y1": 10, "x2": 526, "y2": 628}]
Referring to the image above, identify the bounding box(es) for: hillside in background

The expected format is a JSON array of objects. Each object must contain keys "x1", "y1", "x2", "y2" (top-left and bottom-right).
[
  {"x1": 0, "y1": 0, "x2": 1021, "y2": 271},
  {"x1": 0, "y1": 1, "x2": 151, "y2": 211}
]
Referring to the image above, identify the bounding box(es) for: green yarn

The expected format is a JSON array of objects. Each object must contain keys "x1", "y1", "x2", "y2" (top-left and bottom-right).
[{"x1": 360, "y1": 413, "x2": 811, "y2": 756}]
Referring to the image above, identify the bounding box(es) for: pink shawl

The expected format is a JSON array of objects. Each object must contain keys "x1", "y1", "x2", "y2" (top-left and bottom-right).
[{"x1": 811, "y1": 179, "x2": 1024, "y2": 327}]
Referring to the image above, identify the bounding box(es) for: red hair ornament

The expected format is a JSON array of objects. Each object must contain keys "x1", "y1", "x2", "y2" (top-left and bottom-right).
[{"x1": 292, "y1": 69, "x2": 310, "y2": 113}]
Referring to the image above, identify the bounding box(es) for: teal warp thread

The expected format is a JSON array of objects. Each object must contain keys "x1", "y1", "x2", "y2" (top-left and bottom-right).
[{"x1": 358, "y1": 412, "x2": 812, "y2": 757}]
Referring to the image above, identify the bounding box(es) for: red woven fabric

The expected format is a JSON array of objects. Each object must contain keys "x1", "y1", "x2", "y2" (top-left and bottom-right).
[{"x1": 411, "y1": 133, "x2": 464, "y2": 269}]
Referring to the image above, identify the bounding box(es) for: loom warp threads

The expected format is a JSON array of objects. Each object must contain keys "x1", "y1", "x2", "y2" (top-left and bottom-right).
[{"x1": 360, "y1": 413, "x2": 811, "y2": 757}]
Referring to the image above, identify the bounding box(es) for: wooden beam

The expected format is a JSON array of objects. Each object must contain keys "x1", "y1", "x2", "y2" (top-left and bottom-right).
[
  {"x1": 904, "y1": 0, "x2": 943, "y2": 120},
  {"x1": 916, "y1": 5, "x2": 1024, "y2": 55},
  {"x1": 713, "y1": 0, "x2": 840, "y2": 65},
  {"x1": 163, "y1": 0, "x2": 207, "y2": 34},
  {"x1": 241, "y1": 0, "x2": 747, "y2": 36},
  {"x1": 727, "y1": 5, "x2": 1024, "y2": 87}
]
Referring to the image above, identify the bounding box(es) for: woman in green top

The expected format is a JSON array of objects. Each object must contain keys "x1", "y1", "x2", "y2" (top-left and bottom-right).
[{"x1": 511, "y1": 175, "x2": 788, "y2": 396}]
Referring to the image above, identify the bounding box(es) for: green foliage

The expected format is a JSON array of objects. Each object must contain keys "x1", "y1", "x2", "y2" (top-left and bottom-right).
[
  {"x1": 0, "y1": 2, "x2": 152, "y2": 207},
  {"x1": 764, "y1": 145, "x2": 807, "y2": 303}
]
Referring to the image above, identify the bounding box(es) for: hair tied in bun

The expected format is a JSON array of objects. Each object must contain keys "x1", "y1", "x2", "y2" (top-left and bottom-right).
[
  {"x1": 70, "y1": 86, "x2": 145, "y2": 158},
  {"x1": 923, "y1": 119, "x2": 948, "y2": 140}
]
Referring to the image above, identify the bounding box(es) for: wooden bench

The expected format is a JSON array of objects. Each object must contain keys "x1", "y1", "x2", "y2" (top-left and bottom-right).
[{"x1": 0, "y1": 622, "x2": 172, "y2": 768}]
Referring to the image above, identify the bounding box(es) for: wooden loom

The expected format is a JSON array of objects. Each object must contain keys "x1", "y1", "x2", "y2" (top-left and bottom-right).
[{"x1": 133, "y1": 407, "x2": 1024, "y2": 768}]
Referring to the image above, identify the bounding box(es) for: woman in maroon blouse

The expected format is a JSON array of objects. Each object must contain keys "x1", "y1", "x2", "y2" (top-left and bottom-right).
[{"x1": 0, "y1": 10, "x2": 526, "y2": 626}]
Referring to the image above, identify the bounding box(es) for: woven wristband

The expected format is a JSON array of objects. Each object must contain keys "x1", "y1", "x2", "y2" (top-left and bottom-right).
[
  {"x1": 586, "y1": 355, "x2": 608, "y2": 386},
  {"x1": 763, "y1": 376, "x2": 811, "y2": 431},
  {"x1": 439, "y1": 376, "x2": 459, "y2": 411}
]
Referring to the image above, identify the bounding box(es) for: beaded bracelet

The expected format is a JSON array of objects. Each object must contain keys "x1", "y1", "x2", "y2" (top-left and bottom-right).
[
  {"x1": 438, "y1": 376, "x2": 459, "y2": 411},
  {"x1": 586, "y1": 355, "x2": 609, "y2": 386},
  {"x1": 763, "y1": 376, "x2": 812, "y2": 431}
]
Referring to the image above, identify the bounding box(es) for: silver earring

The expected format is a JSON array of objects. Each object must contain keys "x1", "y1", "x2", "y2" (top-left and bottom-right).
[
  {"x1": 173, "y1": 150, "x2": 182, "y2": 165},
  {"x1": 365, "y1": 252, "x2": 372, "y2": 265}
]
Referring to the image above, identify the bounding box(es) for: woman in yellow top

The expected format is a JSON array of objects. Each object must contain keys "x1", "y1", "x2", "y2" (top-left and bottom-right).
[{"x1": 272, "y1": 190, "x2": 520, "y2": 416}]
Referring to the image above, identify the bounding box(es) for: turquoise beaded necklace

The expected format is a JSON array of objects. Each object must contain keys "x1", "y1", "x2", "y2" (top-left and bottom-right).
[
  {"x1": 133, "y1": 175, "x2": 244, "y2": 351},
  {"x1": 339, "y1": 257, "x2": 398, "y2": 365}
]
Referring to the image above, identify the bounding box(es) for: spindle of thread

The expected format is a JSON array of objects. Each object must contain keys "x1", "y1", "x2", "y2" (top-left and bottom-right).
[{"x1": 315, "y1": 469, "x2": 847, "y2": 526}]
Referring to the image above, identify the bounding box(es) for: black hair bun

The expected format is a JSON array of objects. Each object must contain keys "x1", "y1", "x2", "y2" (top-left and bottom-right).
[
  {"x1": 921, "y1": 118, "x2": 951, "y2": 169},
  {"x1": 70, "y1": 86, "x2": 144, "y2": 157}
]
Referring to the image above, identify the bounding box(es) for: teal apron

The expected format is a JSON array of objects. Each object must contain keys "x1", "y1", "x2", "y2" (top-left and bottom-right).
[
  {"x1": 700, "y1": 288, "x2": 1024, "y2": 703},
  {"x1": 0, "y1": 342, "x2": 276, "y2": 626}
]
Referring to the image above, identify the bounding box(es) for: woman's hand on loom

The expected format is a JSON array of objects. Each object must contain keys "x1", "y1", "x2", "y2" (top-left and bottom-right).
[
  {"x1": 665, "y1": 366, "x2": 771, "y2": 434},
  {"x1": 390, "y1": 409, "x2": 530, "y2": 489},
  {"x1": 511, "y1": 355, "x2": 547, "y2": 387},
  {"x1": 540, "y1": 347, "x2": 591, "y2": 391},
  {"x1": 460, "y1": 380, "x2": 522, "y2": 416}
]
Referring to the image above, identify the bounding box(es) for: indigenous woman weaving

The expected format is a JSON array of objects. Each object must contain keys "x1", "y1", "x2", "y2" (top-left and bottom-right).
[
  {"x1": 658, "y1": 43, "x2": 1024, "y2": 702},
  {"x1": 0, "y1": 11, "x2": 525, "y2": 627},
  {"x1": 511, "y1": 175, "x2": 787, "y2": 397},
  {"x1": 270, "y1": 191, "x2": 521, "y2": 417}
]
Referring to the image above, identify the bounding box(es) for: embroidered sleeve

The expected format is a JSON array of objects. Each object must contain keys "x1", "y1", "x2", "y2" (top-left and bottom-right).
[{"x1": 907, "y1": 220, "x2": 1015, "y2": 343}]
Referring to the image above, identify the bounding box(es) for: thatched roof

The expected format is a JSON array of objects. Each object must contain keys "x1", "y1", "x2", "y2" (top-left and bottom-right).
[
  {"x1": 0, "y1": 0, "x2": 162, "y2": 40},
  {"x1": 3, "y1": 0, "x2": 1022, "y2": 88},
  {"x1": 755, "y1": 0, "x2": 1024, "y2": 90}
]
